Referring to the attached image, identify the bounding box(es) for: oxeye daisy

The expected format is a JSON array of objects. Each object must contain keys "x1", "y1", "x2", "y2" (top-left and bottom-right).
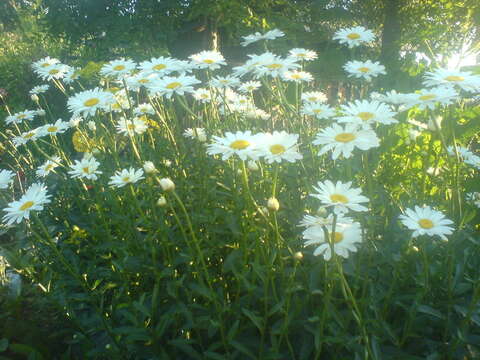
[
  {"x1": 5, "y1": 110, "x2": 37, "y2": 125},
  {"x1": 36, "y1": 156, "x2": 62, "y2": 178},
  {"x1": 399, "y1": 206, "x2": 454, "y2": 240},
  {"x1": 100, "y1": 59, "x2": 136, "y2": 79},
  {"x1": 183, "y1": 128, "x2": 206, "y2": 141},
  {"x1": 302, "y1": 91, "x2": 328, "y2": 104},
  {"x1": 241, "y1": 29, "x2": 285, "y2": 46},
  {"x1": 68, "y1": 157, "x2": 102, "y2": 180},
  {"x1": 254, "y1": 53, "x2": 300, "y2": 78},
  {"x1": 190, "y1": 50, "x2": 226, "y2": 70},
  {"x1": 29, "y1": 85, "x2": 49, "y2": 96},
  {"x1": 344, "y1": 60, "x2": 386, "y2": 81},
  {"x1": 192, "y1": 88, "x2": 212, "y2": 103},
  {"x1": 32, "y1": 57, "x2": 60, "y2": 72},
  {"x1": 147, "y1": 75, "x2": 200, "y2": 99},
  {"x1": 133, "y1": 103, "x2": 155, "y2": 116},
  {"x1": 139, "y1": 57, "x2": 179, "y2": 76},
  {"x1": 63, "y1": 65, "x2": 80, "y2": 84},
  {"x1": 125, "y1": 72, "x2": 158, "y2": 91},
  {"x1": 108, "y1": 168, "x2": 144, "y2": 188},
  {"x1": 288, "y1": 48, "x2": 318, "y2": 61},
  {"x1": 207, "y1": 131, "x2": 260, "y2": 161},
  {"x1": 301, "y1": 103, "x2": 336, "y2": 119},
  {"x1": 311, "y1": 180, "x2": 369, "y2": 214},
  {"x1": 302, "y1": 218, "x2": 363, "y2": 260},
  {"x1": 2, "y1": 183, "x2": 51, "y2": 226},
  {"x1": 67, "y1": 88, "x2": 116, "y2": 118},
  {"x1": 333, "y1": 26, "x2": 375, "y2": 48},
  {"x1": 40, "y1": 119, "x2": 70, "y2": 136},
  {"x1": 36, "y1": 63, "x2": 69, "y2": 81},
  {"x1": 299, "y1": 213, "x2": 354, "y2": 228},
  {"x1": 12, "y1": 129, "x2": 40, "y2": 147},
  {"x1": 116, "y1": 117, "x2": 149, "y2": 136},
  {"x1": 370, "y1": 90, "x2": 418, "y2": 111},
  {"x1": 337, "y1": 100, "x2": 397, "y2": 128},
  {"x1": 411, "y1": 86, "x2": 458, "y2": 110},
  {"x1": 210, "y1": 75, "x2": 241, "y2": 89},
  {"x1": 238, "y1": 81, "x2": 262, "y2": 93},
  {"x1": 313, "y1": 123, "x2": 380, "y2": 160},
  {"x1": 0, "y1": 169, "x2": 15, "y2": 189},
  {"x1": 257, "y1": 131, "x2": 303, "y2": 163},
  {"x1": 282, "y1": 70, "x2": 313, "y2": 83},
  {"x1": 423, "y1": 68, "x2": 480, "y2": 92}
]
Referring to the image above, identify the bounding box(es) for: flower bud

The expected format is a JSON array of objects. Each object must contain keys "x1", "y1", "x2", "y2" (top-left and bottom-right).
[
  {"x1": 159, "y1": 178, "x2": 175, "y2": 192},
  {"x1": 143, "y1": 161, "x2": 157, "y2": 174},
  {"x1": 293, "y1": 251, "x2": 303, "y2": 261},
  {"x1": 31, "y1": 94, "x2": 39, "y2": 102},
  {"x1": 36, "y1": 109, "x2": 46, "y2": 116},
  {"x1": 197, "y1": 132, "x2": 207, "y2": 143},
  {"x1": 87, "y1": 121, "x2": 96, "y2": 131},
  {"x1": 247, "y1": 160, "x2": 259, "y2": 171},
  {"x1": 69, "y1": 117, "x2": 82, "y2": 127},
  {"x1": 316, "y1": 207, "x2": 328, "y2": 217},
  {"x1": 267, "y1": 197, "x2": 280, "y2": 212},
  {"x1": 408, "y1": 129, "x2": 420, "y2": 141},
  {"x1": 163, "y1": 159, "x2": 172, "y2": 168},
  {"x1": 157, "y1": 196, "x2": 167, "y2": 207}
]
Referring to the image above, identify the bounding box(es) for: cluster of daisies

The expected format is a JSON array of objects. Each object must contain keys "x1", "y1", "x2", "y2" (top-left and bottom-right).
[{"x1": 2, "y1": 25, "x2": 478, "y2": 262}]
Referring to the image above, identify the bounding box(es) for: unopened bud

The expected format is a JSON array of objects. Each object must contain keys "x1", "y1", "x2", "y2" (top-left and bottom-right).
[
  {"x1": 87, "y1": 121, "x2": 96, "y2": 131},
  {"x1": 267, "y1": 197, "x2": 280, "y2": 212},
  {"x1": 197, "y1": 133, "x2": 207, "y2": 143},
  {"x1": 293, "y1": 251, "x2": 303, "y2": 261},
  {"x1": 157, "y1": 196, "x2": 167, "y2": 207},
  {"x1": 36, "y1": 109, "x2": 46, "y2": 116},
  {"x1": 163, "y1": 159, "x2": 172, "y2": 167},
  {"x1": 159, "y1": 178, "x2": 175, "y2": 192},
  {"x1": 31, "y1": 94, "x2": 39, "y2": 102},
  {"x1": 143, "y1": 161, "x2": 157, "y2": 174},
  {"x1": 316, "y1": 207, "x2": 328, "y2": 217},
  {"x1": 247, "y1": 160, "x2": 259, "y2": 171}
]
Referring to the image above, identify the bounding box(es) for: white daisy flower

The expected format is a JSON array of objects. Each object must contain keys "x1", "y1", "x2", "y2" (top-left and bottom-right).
[
  {"x1": 5, "y1": 110, "x2": 37, "y2": 125},
  {"x1": 301, "y1": 103, "x2": 336, "y2": 119},
  {"x1": 302, "y1": 91, "x2": 328, "y2": 104},
  {"x1": 399, "y1": 205, "x2": 454, "y2": 240},
  {"x1": 0, "y1": 169, "x2": 15, "y2": 189},
  {"x1": 63, "y1": 65, "x2": 80, "y2": 84},
  {"x1": 190, "y1": 50, "x2": 226, "y2": 70},
  {"x1": 116, "y1": 117, "x2": 149, "y2": 136},
  {"x1": 299, "y1": 213, "x2": 354, "y2": 228},
  {"x1": 108, "y1": 168, "x2": 144, "y2": 188},
  {"x1": 100, "y1": 59, "x2": 136, "y2": 79},
  {"x1": 464, "y1": 154, "x2": 480, "y2": 170},
  {"x1": 253, "y1": 53, "x2": 300, "y2": 78},
  {"x1": 68, "y1": 157, "x2": 102, "y2": 180},
  {"x1": 410, "y1": 86, "x2": 458, "y2": 110},
  {"x1": 147, "y1": 75, "x2": 201, "y2": 99},
  {"x1": 313, "y1": 123, "x2": 380, "y2": 160},
  {"x1": 370, "y1": 90, "x2": 418, "y2": 111},
  {"x1": 207, "y1": 131, "x2": 260, "y2": 161},
  {"x1": 36, "y1": 156, "x2": 62, "y2": 178},
  {"x1": 238, "y1": 81, "x2": 262, "y2": 93},
  {"x1": 183, "y1": 128, "x2": 206, "y2": 140},
  {"x1": 244, "y1": 108, "x2": 270, "y2": 120},
  {"x1": 257, "y1": 131, "x2": 303, "y2": 163},
  {"x1": 337, "y1": 100, "x2": 397, "y2": 128},
  {"x1": 311, "y1": 180, "x2": 369, "y2": 214},
  {"x1": 288, "y1": 48, "x2": 318, "y2": 61},
  {"x1": 29, "y1": 85, "x2": 49, "y2": 96},
  {"x1": 466, "y1": 193, "x2": 480, "y2": 208},
  {"x1": 423, "y1": 68, "x2": 480, "y2": 92},
  {"x1": 303, "y1": 218, "x2": 363, "y2": 260},
  {"x1": 2, "y1": 183, "x2": 51, "y2": 225},
  {"x1": 171, "y1": 59, "x2": 196, "y2": 75},
  {"x1": 125, "y1": 72, "x2": 158, "y2": 91},
  {"x1": 333, "y1": 26, "x2": 375, "y2": 48},
  {"x1": 282, "y1": 70, "x2": 313, "y2": 83},
  {"x1": 36, "y1": 63, "x2": 69, "y2": 81},
  {"x1": 210, "y1": 75, "x2": 241, "y2": 89},
  {"x1": 40, "y1": 119, "x2": 70, "y2": 136},
  {"x1": 192, "y1": 88, "x2": 212, "y2": 103},
  {"x1": 133, "y1": 103, "x2": 155, "y2": 116},
  {"x1": 67, "y1": 88, "x2": 116, "y2": 118},
  {"x1": 12, "y1": 129, "x2": 40, "y2": 147},
  {"x1": 344, "y1": 60, "x2": 386, "y2": 81},
  {"x1": 262, "y1": 29, "x2": 285, "y2": 40},
  {"x1": 32, "y1": 57, "x2": 60, "y2": 72},
  {"x1": 139, "y1": 57, "x2": 180, "y2": 76},
  {"x1": 241, "y1": 29, "x2": 285, "y2": 46}
]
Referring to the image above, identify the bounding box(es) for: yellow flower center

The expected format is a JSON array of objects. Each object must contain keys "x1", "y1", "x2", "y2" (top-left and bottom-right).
[
  {"x1": 308, "y1": 97, "x2": 317, "y2": 101},
  {"x1": 347, "y1": 33, "x2": 361, "y2": 40},
  {"x1": 82, "y1": 167, "x2": 91, "y2": 174},
  {"x1": 84, "y1": 98, "x2": 100, "y2": 107},
  {"x1": 418, "y1": 218, "x2": 434, "y2": 229},
  {"x1": 49, "y1": 69, "x2": 59, "y2": 75},
  {"x1": 313, "y1": 109, "x2": 323, "y2": 114},
  {"x1": 201, "y1": 94, "x2": 209, "y2": 99},
  {"x1": 17, "y1": 114, "x2": 27, "y2": 119},
  {"x1": 127, "y1": 123, "x2": 136, "y2": 130},
  {"x1": 153, "y1": 64, "x2": 166, "y2": 71},
  {"x1": 20, "y1": 201, "x2": 35, "y2": 211},
  {"x1": 230, "y1": 139, "x2": 250, "y2": 150},
  {"x1": 330, "y1": 231, "x2": 344, "y2": 243},
  {"x1": 334, "y1": 132, "x2": 356, "y2": 143},
  {"x1": 138, "y1": 79, "x2": 150, "y2": 84},
  {"x1": 270, "y1": 144, "x2": 286, "y2": 155},
  {"x1": 358, "y1": 67, "x2": 370, "y2": 73},
  {"x1": 291, "y1": 73, "x2": 302, "y2": 79},
  {"x1": 113, "y1": 65, "x2": 125, "y2": 71},
  {"x1": 419, "y1": 94, "x2": 436, "y2": 101},
  {"x1": 47, "y1": 126, "x2": 58, "y2": 133},
  {"x1": 297, "y1": 53, "x2": 306, "y2": 58},
  {"x1": 358, "y1": 112, "x2": 374, "y2": 121},
  {"x1": 267, "y1": 63, "x2": 283, "y2": 69},
  {"x1": 41, "y1": 63, "x2": 50, "y2": 67},
  {"x1": 122, "y1": 176, "x2": 130, "y2": 182},
  {"x1": 45, "y1": 164, "x2": 54, "y2": 172},
  {"x1": 203, "y1": 59, "x2": 215, "y2": 64},
  {"x1": 444, "y1": 75, "x2": 464, "y2": 82},
  {"x1": 330, "y1": 194, "x2": 349, "y2": 203},
  {"x1": 166, "y1": 82, "x2": 181, "y2": 89}
]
